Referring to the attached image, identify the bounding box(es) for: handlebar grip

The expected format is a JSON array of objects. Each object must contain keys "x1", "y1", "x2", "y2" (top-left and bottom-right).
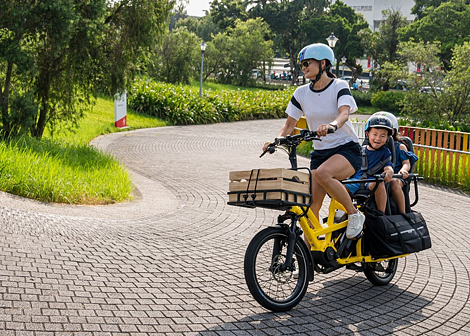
[{"x1": 260, "y1": 144, "x2": 276, "y2": 158}]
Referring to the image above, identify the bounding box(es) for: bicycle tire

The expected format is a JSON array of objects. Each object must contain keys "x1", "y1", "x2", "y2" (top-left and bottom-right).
[
  {"x1": 244, "y1": 226, "x2": 311, "y2": 312},
  {"x1": 364, "y1": 258, "x2": 398, "y2": 286}
]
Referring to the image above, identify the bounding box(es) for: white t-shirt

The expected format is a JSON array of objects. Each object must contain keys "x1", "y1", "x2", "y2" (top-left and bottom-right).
[{"x1": 286, "y1": 79, "x2": 359, "y2": 150}]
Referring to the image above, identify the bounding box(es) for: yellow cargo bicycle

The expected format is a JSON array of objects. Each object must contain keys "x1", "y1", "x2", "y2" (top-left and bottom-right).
[{"x1": 228, "y1": 129, "x2": 424, "y2": 312}]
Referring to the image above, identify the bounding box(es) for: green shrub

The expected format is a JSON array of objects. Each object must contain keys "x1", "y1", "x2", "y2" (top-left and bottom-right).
[
  {"x1": 371, "y1": 91, "x2": 405, "y2": 113},
  {"x1": 352, "y1": 90, "x2": 372, "y2": 107},
  {"x1": 128, "y1": 79, "x2": 295, "y2": 125}
]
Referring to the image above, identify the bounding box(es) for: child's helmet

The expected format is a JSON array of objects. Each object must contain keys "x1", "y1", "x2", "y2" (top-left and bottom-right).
[
  {"x1": 297, "y1": 43, "x2": 335, "y2": 66},
  {"x1": 365, "y1": 115, "x2": 393, "y2": 136},
  {"x1": 370, "y1": 111, "x2": 399, "y2": 134}
]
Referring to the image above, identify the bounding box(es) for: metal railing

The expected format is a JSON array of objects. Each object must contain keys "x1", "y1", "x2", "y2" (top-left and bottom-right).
[
  {"x1": 295, "y1": 117, "x2": 470, "y2": 187},
  {"x1": 400, "y1": 126, "x2": 470, "y2": 187}
]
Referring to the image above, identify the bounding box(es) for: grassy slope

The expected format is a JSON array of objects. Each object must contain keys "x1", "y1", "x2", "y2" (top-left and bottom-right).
[{"x1": 0, "y1": 97, "x2": 167, "y2": 204}]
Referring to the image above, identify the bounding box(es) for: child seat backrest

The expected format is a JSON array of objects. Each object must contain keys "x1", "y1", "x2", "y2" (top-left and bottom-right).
[{"x1": 391, "y1": 135, "x2": 418, "y2": 214}]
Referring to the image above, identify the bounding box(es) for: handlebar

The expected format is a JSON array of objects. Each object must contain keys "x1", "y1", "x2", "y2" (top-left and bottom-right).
[
  {"x1": 341, "y1": 173, "x2": 422, "y2": 185},
  {"x1": 260, "y1": 128, "x2": 334, "y2": 158}
]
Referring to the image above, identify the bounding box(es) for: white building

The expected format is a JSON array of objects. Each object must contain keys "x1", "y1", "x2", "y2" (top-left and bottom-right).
[{"x1": 334, "y1": 0, "x2": 416, "y2": 31}]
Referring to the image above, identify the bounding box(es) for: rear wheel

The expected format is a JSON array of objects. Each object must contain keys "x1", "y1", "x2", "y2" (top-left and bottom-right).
[
  {"x1": 244, "y1": 227, "x2": 311, "y2": 312},
  {"x1": 364, "y1": 258, "x2": 398, "y2": 286}
]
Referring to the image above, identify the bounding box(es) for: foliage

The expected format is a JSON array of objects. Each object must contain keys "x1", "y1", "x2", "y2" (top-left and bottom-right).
[
  {"x1": 0, "y1": 0, "x2": 174, "y2": 140},
  {"x1": 204, "y1": 18, "x2": 274, "y2": 87},
  {"x1": 248, "y1": 1, "x2": 303, "y2": 83},
  {"x1": 360, "y1": 9, "x2": 409, "y2": 68},
  {"x1": 127, "y1": 79, "x2": 294, "y2": 125},
  {"x1": 411, "y1": 0, "x2": 448, "y2": 19},
  {"x1": 399, "y1": 0, "x2": 470, "y2": 70},
  {"x1": 226, "y1": 18, "x2": 274, "y2": 86},
  {"x1": 398, "y1": 40, "x2": 470, "y2": 129},
  {"x1": 371, "y1": 91, "x2": 405, "y2": 113},
  {"x1": 351, "y1": 90, "x2": 372, "y2": 107},
  {"x1": 149, "y1": 27, "x2": 200, "y2": 85},
  {"x1": 210, "y1": 0, "x2": 249, "y2": 30},
  {"x1": 175, "y1": 14, "x2": 220, "y2": 42},
  {"x1": 300, "y1": 1, "x2": 369, "y2": 81}
]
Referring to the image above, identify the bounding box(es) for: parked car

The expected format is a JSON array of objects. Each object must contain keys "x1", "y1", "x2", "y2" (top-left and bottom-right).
[{"x1": 419, "y1": 86, "x2": 443, "y2": 94}]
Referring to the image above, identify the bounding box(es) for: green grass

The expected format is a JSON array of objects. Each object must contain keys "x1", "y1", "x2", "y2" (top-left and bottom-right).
[
  {"x1": 1, "y1": 96, "x2": 167, "y2": 204},
  {"x1": 46, "y1": 95, "x2": 167, "y2": 144},
  {"x1": 0, "y1": 137, "x2": 133, "y2": 204},
  {"x1": 356, "y1": 106, "x2": 380, "y2": 115}
]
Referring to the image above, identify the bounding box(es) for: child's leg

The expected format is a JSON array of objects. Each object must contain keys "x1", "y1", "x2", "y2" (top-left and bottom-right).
[
  {"x1": 369, "y1": 182, "x2": 387, "y2": 213},
  {"x1": 390, "y1": 178, "x2": 406, "y2": 213}
]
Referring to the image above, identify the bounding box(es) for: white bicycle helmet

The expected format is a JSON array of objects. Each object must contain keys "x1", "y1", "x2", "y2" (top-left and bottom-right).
[{"x1": 369, "y1": 111, "x2": 399, "y2": 135}]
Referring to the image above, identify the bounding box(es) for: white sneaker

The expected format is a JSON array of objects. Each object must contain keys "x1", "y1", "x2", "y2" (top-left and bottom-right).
[{"x1": 346, "y1": 211, "x2": 365, "y2": 239}]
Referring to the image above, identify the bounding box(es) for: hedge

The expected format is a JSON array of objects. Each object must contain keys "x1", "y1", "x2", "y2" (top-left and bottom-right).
[{"x1": 128, "y1": 79, "x2": 296, "y2": 125}]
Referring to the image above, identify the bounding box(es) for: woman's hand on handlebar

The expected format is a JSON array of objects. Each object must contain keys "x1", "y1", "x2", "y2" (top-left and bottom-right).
[{"x1": 316, "y1": 123, "x2": 336, "y2": 137}]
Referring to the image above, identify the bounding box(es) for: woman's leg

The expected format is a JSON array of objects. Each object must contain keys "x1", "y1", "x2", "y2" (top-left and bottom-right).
[
  {"x1": 314, "y1": 154, "x2": 357, "y2": 214},
  {"x1": 390, "y1": 178, "x2": 406, "y2": 213},
  {"x1": 310, "y1": 172, "x2": 327, "y2": 222}
]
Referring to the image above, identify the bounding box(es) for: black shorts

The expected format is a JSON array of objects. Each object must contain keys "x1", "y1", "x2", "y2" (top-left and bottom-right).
[{"x1": 310, "y1": 141, "x2": 362, "y2": 171}]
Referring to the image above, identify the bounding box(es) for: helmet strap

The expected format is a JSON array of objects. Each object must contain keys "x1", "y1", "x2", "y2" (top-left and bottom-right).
[{"x1": 309, "y1": 60, "x2": 324, "y2": 89}]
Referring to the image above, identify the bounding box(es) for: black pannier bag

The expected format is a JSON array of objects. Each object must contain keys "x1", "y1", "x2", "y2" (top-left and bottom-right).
[{"x1": 364, "y1": 209, "x2": 432, "y2": 258}]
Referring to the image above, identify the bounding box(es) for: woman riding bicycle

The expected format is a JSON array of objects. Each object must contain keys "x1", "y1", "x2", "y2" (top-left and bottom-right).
[{"x1": 263, "y1": 43, "x2": 364, "y2": 239}]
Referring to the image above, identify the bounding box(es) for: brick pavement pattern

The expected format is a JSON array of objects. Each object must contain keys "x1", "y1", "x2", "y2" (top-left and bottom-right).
[{"x1": 1, "y1": 119, "x2": 469, "y2": 336}]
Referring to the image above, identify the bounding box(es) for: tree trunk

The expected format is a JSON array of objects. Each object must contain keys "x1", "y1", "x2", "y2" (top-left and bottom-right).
[
  {"x1": 0, "y1": 61, "x2": 14, "y2": 139},
  {"x1": 31, "y1": 70, "x2": 51, "y2": 139}
]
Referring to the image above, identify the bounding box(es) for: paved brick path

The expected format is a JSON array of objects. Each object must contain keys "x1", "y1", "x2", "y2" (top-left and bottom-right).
[{"x1": 1, "y1": 119, "x2": 469, "y2": 335}]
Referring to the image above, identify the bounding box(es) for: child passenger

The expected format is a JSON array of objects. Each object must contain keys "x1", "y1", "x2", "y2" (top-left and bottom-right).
[
  {"x1": 346, "y1": 116, "x2": 394, "y2": 213},
  {"x1": 370, "y1": 112, "x2": 418, "y2": 214}
]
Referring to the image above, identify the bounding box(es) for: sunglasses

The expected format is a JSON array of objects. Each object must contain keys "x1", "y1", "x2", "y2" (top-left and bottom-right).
[{"x1": 299, "y1": 60, "x2": 314, "y2": 69}]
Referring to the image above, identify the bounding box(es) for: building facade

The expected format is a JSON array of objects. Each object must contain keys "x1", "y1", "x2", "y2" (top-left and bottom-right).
[{"x1": 334, "y1": 0, "x2": 416, "y2": 31}]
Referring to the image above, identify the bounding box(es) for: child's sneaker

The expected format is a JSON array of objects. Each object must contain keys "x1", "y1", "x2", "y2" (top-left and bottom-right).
[{"x1": 346, "y1": 211, "x2": 365, "y2": 239}]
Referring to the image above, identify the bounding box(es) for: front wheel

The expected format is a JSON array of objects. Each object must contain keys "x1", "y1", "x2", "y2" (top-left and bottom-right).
[
  {"x1": 244, "y1": 226, "x2": 312, "y2": 312},
  {"x1": 364, "y1": 258, "x2": 398, "y2": 286}
]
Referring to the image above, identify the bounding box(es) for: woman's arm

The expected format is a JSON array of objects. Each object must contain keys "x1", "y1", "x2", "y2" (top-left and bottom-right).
[
  {"x1": 277, "y1": 116, "x2": 298, "y2": 138},
  {"x1": 262, "y1": 116, "x2": 298, "y2": 151},
  {"x1": 316, "y1": 105, "x2": 350, "y2": 136}
]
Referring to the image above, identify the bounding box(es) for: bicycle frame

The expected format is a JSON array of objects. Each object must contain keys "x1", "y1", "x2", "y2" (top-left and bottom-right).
[
  {"x1": 260, "y1": 130, "x2": 411, "y2": 269},
  {"x1": 292, "y1": 204, "x2": 406, "y2": 266}
]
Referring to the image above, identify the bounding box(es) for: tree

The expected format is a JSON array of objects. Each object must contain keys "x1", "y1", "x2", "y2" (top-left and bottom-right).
[
  {"x1": 250, "y1": 1, "x2": 304, "y2": 84},
  {"x1": 176, "y1": 14, "x2": 221, "y2": 42},
  {"x1": 359, "y1": 9, "x2": 409, "y2": 90},
  {"x1": 443, "y1": 42, "x2": 470, "y2": 126},
  {"x1": 150, "y1": 27, "x2": 200, "y2": 84},
  {"x1": 228, "y1": 18, "x2": 274, "y2": 86},
  {"x1": 205, "y1": 18, "x2": 273, "y2": 86},
  {"x1": 0, "y1": 0, "x2": 174, "y2": 139},
  {"x1": 360, "y1": 9, "x2": 409, "y2": 67},
  {"x1": 400, "y1": 0, "x2": 470, "y2": 70},
  {"x1": 300, "y1": 1, "x2": 368, "y2": 83},
  {"x1": 0, "y1": 0, "x2": 108, "y2": 139},
  {"x1": 411, "y1": 0, "x2": 449, "y2": 19},
  {"x1": 395, "y1": 40, "x2": 467, "y2": 126},
  {"x1": 210, "y1": 0, "x2": 248, "y2": 31}
]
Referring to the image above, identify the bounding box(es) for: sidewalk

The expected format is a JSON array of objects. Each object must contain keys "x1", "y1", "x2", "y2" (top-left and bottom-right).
[{"x1": 0, "y1": 119, "x2": 469, "y2": 335}]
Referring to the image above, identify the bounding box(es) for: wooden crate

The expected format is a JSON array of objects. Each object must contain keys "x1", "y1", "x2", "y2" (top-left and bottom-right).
[{"x1": 228, "y1": 168, "x2": 311, "y2": 209}]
